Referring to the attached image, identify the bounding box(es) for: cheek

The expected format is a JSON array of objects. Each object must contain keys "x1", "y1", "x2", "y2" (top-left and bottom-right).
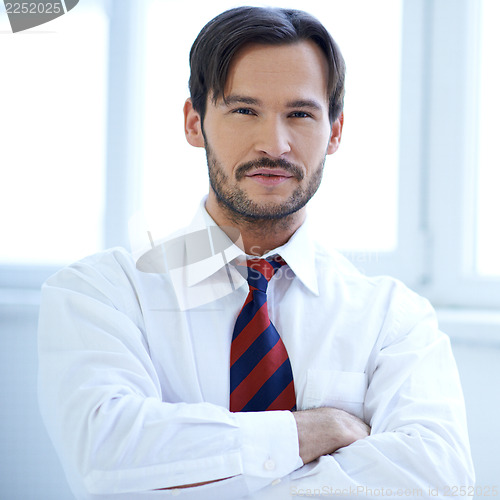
[
  {"x1": 291, "y1": 129, "x2": 330, "y2": 158},
  {"x1": 207, "y1": 127, "x2": 250, "y2": 162}
]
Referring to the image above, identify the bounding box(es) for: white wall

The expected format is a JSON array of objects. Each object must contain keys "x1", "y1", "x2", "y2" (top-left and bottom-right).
[{"x1": 0, "y1": 303, "x2": 73, "y2": 499}]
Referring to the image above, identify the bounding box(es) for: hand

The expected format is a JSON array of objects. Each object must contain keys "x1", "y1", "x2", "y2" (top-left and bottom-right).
[{"x1": 292, "y1": 407, "x2": 370, "y2": 464}]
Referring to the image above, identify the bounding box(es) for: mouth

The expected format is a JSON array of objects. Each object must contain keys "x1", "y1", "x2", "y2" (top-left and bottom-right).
[{"x1": 245, "y1": 168, "x2": 294, "y2": 186}]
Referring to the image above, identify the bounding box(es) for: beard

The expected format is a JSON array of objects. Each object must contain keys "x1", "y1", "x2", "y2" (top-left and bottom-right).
[{"x1": 205, "y1": 141, "x2": 325, "y2": 223}]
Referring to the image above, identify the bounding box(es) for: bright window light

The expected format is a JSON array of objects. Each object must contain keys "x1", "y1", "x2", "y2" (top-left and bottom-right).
[
  {"x1": 476, "y1": 0, "x2": 500, "y2": 276},
  {"x1": 141, "y1": 0, "x2": 401, "y2": 253},
  {"x1": 0, "y1": 5, "x2": 108, "y2": 265}
]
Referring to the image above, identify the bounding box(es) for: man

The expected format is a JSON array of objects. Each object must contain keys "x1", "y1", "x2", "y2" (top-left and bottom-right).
[{"x1": 38, "y1": 6, "x2": 474, "y2": 499}]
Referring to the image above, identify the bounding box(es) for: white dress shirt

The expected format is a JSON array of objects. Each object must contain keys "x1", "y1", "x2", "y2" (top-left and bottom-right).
[{"x1": 38, "y1": 200, "x2": 474, "y2": 499}]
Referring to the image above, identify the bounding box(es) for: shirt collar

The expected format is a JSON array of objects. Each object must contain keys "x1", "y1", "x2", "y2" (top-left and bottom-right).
[
  {"x1": 184, "y1": 199, "x2": 245, "y2": 287},
  {"x1": 135, "y1": 197, "x2": 319, "y2": 300},
  {"x1": 134, "y1": 197, "x2": 243, "y2": 279},
  {"x1": 261, "y1": 216, "x2": 319, "y2": 296},
  {"x1": 191, "y1": 199, "x2": 320, "y2": 297}
]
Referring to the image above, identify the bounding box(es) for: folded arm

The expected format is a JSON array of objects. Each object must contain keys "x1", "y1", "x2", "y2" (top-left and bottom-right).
[
  {"x1": 38, "y1": 256, "x2": 474, "y2": 498},
  {"x1": 286, "y1": 293, "x2": 475, "y2": 495},
  {"x1": 37, "y1": 261, "x2": 301, "y2": 497}
]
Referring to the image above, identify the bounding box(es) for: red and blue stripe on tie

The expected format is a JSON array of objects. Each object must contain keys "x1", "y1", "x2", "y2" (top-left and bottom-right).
[{"x1": 230, "y1": 257, "x2": 296, "y2": 412}]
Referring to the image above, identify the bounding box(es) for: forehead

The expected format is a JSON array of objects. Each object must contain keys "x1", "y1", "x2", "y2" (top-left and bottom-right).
[{"x1": 222, "y1": 41, "x2": 330, "y2": 104}]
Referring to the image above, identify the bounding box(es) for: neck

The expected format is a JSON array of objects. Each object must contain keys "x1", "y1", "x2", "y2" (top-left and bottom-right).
[{"x1": 205, "y1": 194, "x2": 305, "y2": 256}]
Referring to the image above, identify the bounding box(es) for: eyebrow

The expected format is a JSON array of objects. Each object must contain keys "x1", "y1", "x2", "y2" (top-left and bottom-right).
[
  {"x1": 223, "y1": 95, "x2": 261, "y2": 106},
  {"x1": 222, "y1": 95, "x2": 323, "y2": 111},
  {"x1": 286, "y1": 99, "x2": 323, "y2": 111}
]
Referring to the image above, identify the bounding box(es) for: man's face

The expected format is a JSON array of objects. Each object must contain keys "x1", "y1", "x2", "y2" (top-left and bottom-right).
[{"x1": 186, "y1": 41, "x2": 342, "y2": 221}]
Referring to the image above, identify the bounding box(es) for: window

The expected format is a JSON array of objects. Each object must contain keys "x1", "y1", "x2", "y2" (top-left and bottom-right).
[
  {"x1": 0, "y1": 3, "x2": 108, "y2": 267},
  {"x1": 476, "y1": 0, "x2": 500, "y2": 277},
  {"x1": 423, "y1": 0, "x2": 500, "y2": 308},
  {"x1": 2, "y1": 0, "x2": 499, "y2": 310}
]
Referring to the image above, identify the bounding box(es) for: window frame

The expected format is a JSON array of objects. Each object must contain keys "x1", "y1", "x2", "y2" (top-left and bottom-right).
[
  {"x1": 423, "y1": 0, "x2": 500, "y2": 309},
  {"x1": 350, "y1": 0, "x2": 500, "y2": 309},
  {"x1": 342, "y1": 0, "x2": 427, "y2": 289}
]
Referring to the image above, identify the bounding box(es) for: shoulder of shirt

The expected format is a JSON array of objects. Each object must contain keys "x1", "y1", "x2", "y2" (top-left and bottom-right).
[
  {"x1": 42, "y1": 247, "x2": 139, "y2": 306},
  {"x1": 312, "y1": 238, "x2": 435, "y2": 323},
  {"x1": 45, "y1": 246, "x2": 135, "y2": 281},
  {"x1": 313, "y1": 239, "x2": 364, "y2": 279}
]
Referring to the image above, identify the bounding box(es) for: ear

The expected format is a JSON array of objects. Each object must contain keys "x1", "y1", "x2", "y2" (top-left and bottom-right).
[
  {"x1": 183, "y1": 98, "x2": 205, "y2": 148},
  {"x1": 326, "y1": 112, "x2": 343, "y2": 155}
]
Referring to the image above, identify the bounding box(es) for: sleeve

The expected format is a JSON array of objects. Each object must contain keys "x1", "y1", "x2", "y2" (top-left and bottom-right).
[
  {"x1": 286, "y1": 284, "x2": 475, "y2": 498},
  {"x1": 37, "y1": 250, "x2": 301, "y2": 499}
]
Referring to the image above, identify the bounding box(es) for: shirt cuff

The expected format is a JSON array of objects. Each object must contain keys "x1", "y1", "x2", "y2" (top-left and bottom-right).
[{"x1": 234, "y1": 410, "x2": 303, "y2": 479}]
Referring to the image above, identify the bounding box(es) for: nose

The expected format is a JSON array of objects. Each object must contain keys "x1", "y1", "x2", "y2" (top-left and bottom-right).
[{"x1": 254, "y1": 117, "x2": 291, "y2": 158}]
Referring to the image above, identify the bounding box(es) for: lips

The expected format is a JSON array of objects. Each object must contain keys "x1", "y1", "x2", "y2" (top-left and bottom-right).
[
  {"x1": 246, "y1": 168, "x2": 294, "y2": 178},
  {"x1": 245, "y1": 168, "x2": 294, "y2": 186}
]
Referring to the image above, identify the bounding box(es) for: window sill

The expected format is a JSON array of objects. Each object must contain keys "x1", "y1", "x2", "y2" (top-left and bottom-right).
[{"x1": 437, "y1": 308, "x2": 500, "y2": 348}]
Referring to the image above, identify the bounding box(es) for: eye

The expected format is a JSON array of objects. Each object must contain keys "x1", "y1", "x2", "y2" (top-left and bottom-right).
[
  {"x1": 233, "y1": 108, "x2": 255, "y2": 116},
  {"x1": 289, "y1": 111, "x2": 312, "y2": 118}
]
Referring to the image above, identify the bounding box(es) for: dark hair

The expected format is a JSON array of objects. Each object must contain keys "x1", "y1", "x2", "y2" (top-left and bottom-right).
[{"x1": 189, "y1": 6, "x2": 345, "y2": 124}]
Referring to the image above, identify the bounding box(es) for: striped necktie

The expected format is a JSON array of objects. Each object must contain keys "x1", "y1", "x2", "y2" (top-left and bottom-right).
[{"x1": 230, "y1": 256, "x2": 296, "y2": 412}]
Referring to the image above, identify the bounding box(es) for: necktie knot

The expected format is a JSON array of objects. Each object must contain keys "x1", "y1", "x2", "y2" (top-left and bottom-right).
[{"x1": 237, "y1": 256, "x2": 285, "y2": 293}]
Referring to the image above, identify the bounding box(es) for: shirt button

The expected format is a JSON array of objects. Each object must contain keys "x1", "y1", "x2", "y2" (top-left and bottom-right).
[
  {"x1": 272, "y1": 478, "x2": 281, "y2": 486},
  {"x1": 264, "y1": 459, "x2": 276, "y2": 471}
]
